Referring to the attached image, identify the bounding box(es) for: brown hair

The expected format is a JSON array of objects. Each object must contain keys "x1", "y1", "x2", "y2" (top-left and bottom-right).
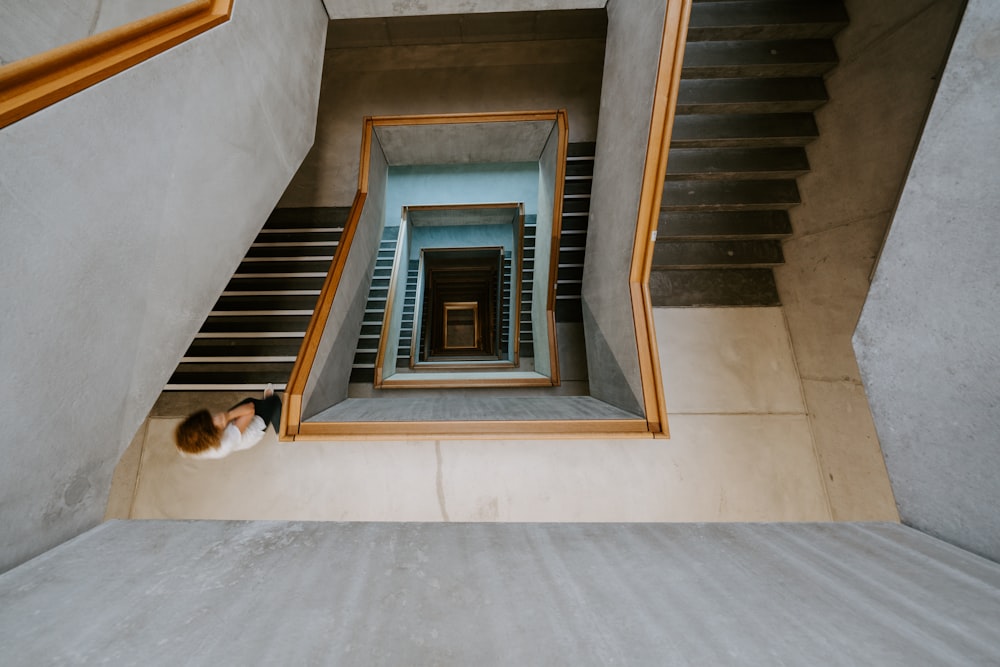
[{"x1": 175, "y1": 409, "x2": 222, "y2": 454}]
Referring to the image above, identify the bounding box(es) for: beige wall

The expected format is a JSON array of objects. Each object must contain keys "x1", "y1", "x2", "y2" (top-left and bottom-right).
[
  {"x1": 774, "y1": 0, "x2": 966, "y2": 520},
  {"x1": 279, "y1": 37, "x2": 606, "y2": 208}
]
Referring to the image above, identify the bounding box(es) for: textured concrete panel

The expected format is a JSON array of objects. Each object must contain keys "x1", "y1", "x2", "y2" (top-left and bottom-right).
[
  {"x1": 280, "y1": 38, "x2": 605, "y2": 207},
  {"x1": 3, "y1": 521, "x2": 999, "y2": 664},
  {"x1": 375, "y1": 121, "x2": 554, "y2": 165},
  {"x1": 581, "y1": 0, "x2": 667, "y2": 415},
  {"x1": 0, "y1": 0, "x2": 328, "y2": 572},
  {"x1": 854, "y1": 0, "x2": 1000, "y2": 562},
  {"x1": 304, "y1": 136, "x2": 389, "y2": 419},
  {"x1": 0, "y1": 0, "x2": 179, "y2": 64},
  {"x1": 326, "y1": 0, "x2": 606, "y2": 20}
]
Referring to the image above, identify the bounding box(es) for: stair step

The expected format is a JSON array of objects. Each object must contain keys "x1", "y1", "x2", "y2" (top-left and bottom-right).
[
  {"x1": 671, "y1": 112, "x2": 818, "y2": 148},
  {"x1": 245, "y1": 244, "x2": 339, "y2": 258},
  {"x1": 662, "y1": 179, "x2": 800, "y2": 211},
  {"x1": 212, "y1": 295, "x2": 321, "y2": 311},
  {"x1": 649, "y1": 268, "x2": 781, "y2": 307},
  {"x1": 263, "y1": 207, "x2": 351, "y2": 230},
  {"x1": 683, "y1": 38, "x2": 838, "y2": 79},
  {"x1": 677, "y1": 77, "x2": 828, "y2": 114},
  {"x1": 237, "y1": 259, "x2": 333, "y2": 274},
  {"x1": 224, "y1": 276, "x2": 326, "y2": 292},
  {"x1": 687, "y1": 1, "x2": 849, "y2": 42},
  {"x1": 565, "y1": 161, "x2": 595, "y2": 177},
  {"x1": 666, "y1": 147, "x2": 809, "y2": 180},
  {"x1": 653, "y1": 240, "x2": 784, "y2": 268},
  {"x1": 658, "y1": 210, "x2": 792, "y2": 240},
  {"x1": 567, "y1": 142, "x2": 596, "y2": 157},
  {"x1": 184, "y1": 338, "x2": 304, "y2": 357},
  {"x1": 169, "y1": 362, "x2": 296, "y2": 385},
  {"x1": 199, "y1": 315, "x2": 312, "y2": 334},
  {"x1": 253, "y1": 230, "x2": 343, "y2": 244}
]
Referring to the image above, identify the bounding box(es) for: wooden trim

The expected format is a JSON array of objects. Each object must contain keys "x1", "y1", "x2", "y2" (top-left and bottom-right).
[
  {"x1": 294, "y1": 418, "x2": 648, "y2": 439},
  {"x1": 628, "y1": 0, "x2": 692, "y2": 437},
  {"x1": 0, "y1": 0, "x2": 233, "y2": 129},
  {"x1": 545, "y1": 110, "x2": 571, "y2": 386}
]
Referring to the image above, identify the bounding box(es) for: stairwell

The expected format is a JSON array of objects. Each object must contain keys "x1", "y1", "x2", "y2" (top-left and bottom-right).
[{"x1": 165, "y1": 0, "x2": 848, "y2": 391}]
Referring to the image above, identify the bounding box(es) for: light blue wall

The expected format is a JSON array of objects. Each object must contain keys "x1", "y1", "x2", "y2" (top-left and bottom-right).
[
  {"x1": 408, "y1": 225, "x2": 514, "y2": 262},
  {"x1": 385, "y1": 163, "x2": 539, "y2": 231}
]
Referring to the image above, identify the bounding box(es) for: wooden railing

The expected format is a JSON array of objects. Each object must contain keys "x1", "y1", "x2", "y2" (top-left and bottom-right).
[
  {"x1": 629, "y1": 0, "x2": 693, "y2": 437},
  {"x1": 0, "y1": 0, "x2": 233, "y2": 129}
]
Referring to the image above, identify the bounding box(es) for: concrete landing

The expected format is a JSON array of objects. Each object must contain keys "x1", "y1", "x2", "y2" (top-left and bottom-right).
[
  {"x1": 307, "y1": 395, "x2": 643, "y2": 422},
  {"x1": 2, "y1": 522, "x2": 998, "y2": 664}
]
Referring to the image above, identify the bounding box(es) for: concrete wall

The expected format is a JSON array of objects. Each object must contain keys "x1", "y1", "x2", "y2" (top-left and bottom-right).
[
  {"x1": 303, "y1": 135, "x2": 389, "y2": 419},
  {"x1": 580, "y1": 0, "x2": 666, "y2": 416},
  {"x1": 0, "y1": 0, "x2": 328, "y2": 572},
  {"x1": 325, "y1": 0, "x2": 606, "y2": 20},
  {"x1": 0, "y1": 0, "x2": 182, "y2": 65},
  {"x1": 854, "y1": 0, "x2": 1000, "y2": 562},
  {"x1": 774, "y1": 0, "x2": 967, "y2": 521},
  {"x1": 279, "y1": 37, "x2": 604, "y2": 207}
]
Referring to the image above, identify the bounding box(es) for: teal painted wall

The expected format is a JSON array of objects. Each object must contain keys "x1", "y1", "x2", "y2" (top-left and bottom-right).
[{"x1": 385, "y1": 162, "x2": 539, "y2": 232}]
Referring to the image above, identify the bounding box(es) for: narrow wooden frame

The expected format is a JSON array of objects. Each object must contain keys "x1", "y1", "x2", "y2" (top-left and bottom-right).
[
  {"x1": 627, "y1": 0, "x2": 692, "y2": 438},
  {"x1": 0, "y1": 0, "x2": 233, "y2": 129},
  {"x1": 442, "y1": 302, "x2": 480, "y2": 350}
]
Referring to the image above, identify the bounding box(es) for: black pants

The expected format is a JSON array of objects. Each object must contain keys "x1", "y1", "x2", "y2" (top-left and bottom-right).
[{"x1": 231, "y1": 395, "x2": 282, "y2": 432}]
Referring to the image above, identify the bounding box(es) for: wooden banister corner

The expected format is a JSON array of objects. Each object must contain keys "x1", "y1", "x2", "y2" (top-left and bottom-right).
[{"x1": 0, "y1": 0, "x2": 233, "y2": 129}]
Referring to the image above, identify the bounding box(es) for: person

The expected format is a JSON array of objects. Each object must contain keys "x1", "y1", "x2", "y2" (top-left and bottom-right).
[{"x1": 175, "y1": 384, "x2": 282, "y2": 459}]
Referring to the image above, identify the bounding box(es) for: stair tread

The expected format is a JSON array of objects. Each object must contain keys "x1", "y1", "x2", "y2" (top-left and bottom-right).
[
  {"x1": 671, "y1": 112, "x2": 818, "y2": 147},
  {"x1": 666, "y1": 146, "x2": 809, "y2": 180},
  {"x1": 658, "y1": 210, "x2": 792, "y2": 239},
  {"x1": 688, "y1": 0, "x2": 849, "y2": 41},
  {"x1": 678, "y1": 77, "x2": 828, "y2": 114},
  {"x1": 263, "y1": 207, "x2": 351, "y2": 230},
  {"x1": 682, "y1": 39, "x2": 838, "y2": 78},
  {"x1": 653, "y1": 239, "x2": 785, "y2": 268},
  {"x1": 650, "y1": 268, "x2": 781, "y2": 307},
  {"x1": 662, "y1": 179, "x2": 801, "y2": 210}
]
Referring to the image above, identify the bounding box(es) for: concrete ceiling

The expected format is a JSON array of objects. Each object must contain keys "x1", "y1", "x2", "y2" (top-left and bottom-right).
[
  {"x1": 327, "y1": 8, "x2": 607, "y2": 48},
  {"x1": 374, "y1": 120, "x2": 555, "y2": 165},
  {"x1": 408, "y1": 205, "x2": 519, "y2": 227},
  {"x1": 325, "y1": 1, "x2": 607, "y2": 22}
]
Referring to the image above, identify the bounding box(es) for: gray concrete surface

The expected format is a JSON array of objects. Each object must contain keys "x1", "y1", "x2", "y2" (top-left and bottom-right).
[
  {"x1": 325, "y1": 0, "x2": 606, "y2": 20},
  {"x1": 581, "y1": 0, "x2": 667, "y2": 415},
  {"x1": 2, "y1": 521, "x2": 999, "y2": 665},
  {"x1": 279, "y1": 36, "x2": 605, "y2": 207},
  {"x1": 0, "y1": 0, "x2": 328, "y2": 572},
  {"x1": 0, "y1": 0, "x2": 181, "y2": 65},
  {"x1": 304, "y1": 134, "x2": 389, "y2": 419},
  {"x1": 854, "y1": 0, "x2": 1000, "y2": 563}
]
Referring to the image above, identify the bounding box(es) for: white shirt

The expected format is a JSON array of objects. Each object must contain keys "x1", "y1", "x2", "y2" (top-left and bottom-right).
[{"x1": 184, "y1": 415, "x2": 267, "y2": 460}]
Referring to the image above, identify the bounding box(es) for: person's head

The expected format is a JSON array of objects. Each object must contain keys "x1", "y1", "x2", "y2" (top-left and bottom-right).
[{"x1": 175, "y1": 409, "x2": 222, "y2": 454}]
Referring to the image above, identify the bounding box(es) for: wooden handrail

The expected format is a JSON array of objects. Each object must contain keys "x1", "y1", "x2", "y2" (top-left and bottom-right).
[
  {"x1": 0, "y1": 0, "x2": 233, "y2": 129},
  {"x1": 629, "y1": 0, "x2": 692, "y2": 437}
]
